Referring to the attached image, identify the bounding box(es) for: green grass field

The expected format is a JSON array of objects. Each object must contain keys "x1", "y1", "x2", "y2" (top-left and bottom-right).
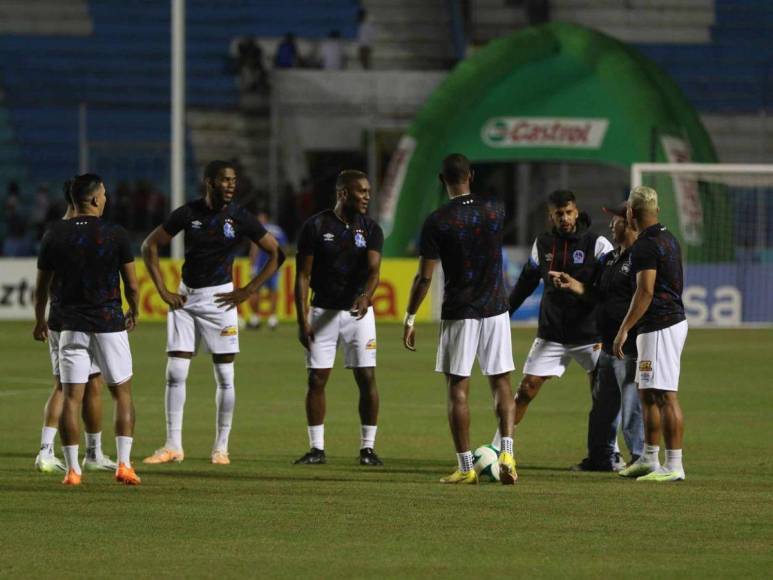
[{"x1": 1, "y1": 321, "x2": 772, "y2": 578}]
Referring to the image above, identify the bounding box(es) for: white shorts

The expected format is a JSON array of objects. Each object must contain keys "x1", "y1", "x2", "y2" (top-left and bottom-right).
[
  {"x1": 167, "y1": 282, "x2": 240, "y2": 355},
  {"x1": 59, "y1": 330, "x2": 132, "y2": 386},
  {"x1": 435, "y1": 312, "x2": 515, "y2": 377},
  {"x1": 306, "y1": 307, "x2": 377, "y2": 369},
  {"x1": 48, "y1": 330, "x2": 101, "y2": 377},
  {"x1": 636, "y1": 320, "x2": 688, "y2": 392},
  {"x1": 522, "y1": 338, "x2": 601, "y2": 377}
]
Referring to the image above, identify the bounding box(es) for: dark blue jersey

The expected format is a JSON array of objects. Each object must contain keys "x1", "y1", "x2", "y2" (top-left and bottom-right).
[
  {"x1": 419, "y1": 194, "x2": 509, "y2": 320},
  {"x1": 162, "y1": 199, "x2": 267, "y2": 289},
  {"x1": 297, "y1": 210, "x2": 383, "y2": 310},
  {"x1": 38, "y1": 216, "x2": 133, "y2": 333},
  {"x1": 47, "y1": 273, "x2": 64, "y2": 332},
  {"x1": 630, "y1": 223, "x2": 686, "y2": 333},
  {"x1": 590, "y1": 247, "x2": 637, "y2": 355}
]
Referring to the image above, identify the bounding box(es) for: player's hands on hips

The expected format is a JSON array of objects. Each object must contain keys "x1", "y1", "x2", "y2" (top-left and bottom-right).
[
  {"x1": 214, "y1": 287, "x2": 251, "y2": 310},
  {"x1": 161, "y1": 289, "x2": 187, "y2": 310},
  {"x1": 125, "y1": 309, "x2": 137, "y2": 332},
  {"x1": 298, "y1": 322, "x2": 315, "y2": 350},
  {"x1": 403, "y1": 324, "x2": 416, "y2": 351},
  {"x1": 350, "y1": 294, "x2": 370, "y2": 320},
  {"x1": 33, "y1": 320, "x2": 49, "y2": 342},
  {"x1": 612, "y1": 328, "x2": 627, "y2": 359}
]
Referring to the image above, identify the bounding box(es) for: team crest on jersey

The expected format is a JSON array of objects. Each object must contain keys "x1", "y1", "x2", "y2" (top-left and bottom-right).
[
  {"x1": 220, "y1": 326, "x2": 238, "y2": 336},
  {"x1": 354, "y1": 231, "x2": 367, "y2": 248},
  {"x1": 223, "y1": 219, "x2": 236, "y2": 239},
  {"x1": 366, "y1": 338, "x2": 377, "y2": 350},
  {"x1": 620, "y1": 257, "x2": 631, "y2": 275},
  {"x1": 323, "y1": 233, "x2": 335, "y2": 242},
  {"x1": 573, "y1": 250, "x2": 585, "y2": 264}
]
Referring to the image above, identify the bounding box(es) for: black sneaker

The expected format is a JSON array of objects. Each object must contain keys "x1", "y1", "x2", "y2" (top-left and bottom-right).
[
  {"x1": 570, "y1": 456, "x2": 619, "y2": 472},
  {"x1": 570, "y1": 457, "x2": 597, "y2": 472},
  {"x1": 294, "y1": 448, "x2": 326, "y2": 464},
  {"x1": 359, "y1": 447, "x2": 383, "y2": 466}
]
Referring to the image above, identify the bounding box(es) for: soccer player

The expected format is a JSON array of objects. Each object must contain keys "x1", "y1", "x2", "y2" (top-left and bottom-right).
[
  {"x1": 403, "y1": 154, "x2": 517, "y2": 485},
  {"x1": 246, "y1": 209, "x2": 288, "y2": 330},
  {"x1": 293, "y1": 170, "x2": 383, "y2": 466},
  {"x1": 614, "y1": 186, "x2": 688, "y2": 482},
  {"x1": 492, "y1": 190, "x2": 614, "y2": 465},
  {"x1": 34, "y1": 173, "x2": 140, "y2": 485},
  {"x1": 549, "y1": 203, "x2": 645, "y2": 469},
  {"x1": 34, "y1": 183, "x2": 117, "y2": 474},
  {"x1": 142, "y1": 161, "x2": 283, "y2": 465}
]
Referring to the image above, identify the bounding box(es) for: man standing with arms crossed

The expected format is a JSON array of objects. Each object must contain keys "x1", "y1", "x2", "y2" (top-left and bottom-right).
[
  {"x1": 614, "y1": 186, "x2": 688, "y2": 482},
  {"x1": 404, "y1": 154, "x2": 517, "y2": 485},
  {"x1": 294, "y1": 170, "x2": 384, "y2": 466}
]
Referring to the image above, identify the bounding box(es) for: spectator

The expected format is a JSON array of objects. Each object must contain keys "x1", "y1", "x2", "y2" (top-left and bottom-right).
[
  {"x1": 32, "y1": 184, "x2": 51, "y2": 239},
  {"x1": 320, "y1": 30, "x2": 344, "y2": 70},
  {"x1": 232, "y1": 36, "x2": 269, "y2": 92},
  {"x1": 274, "y1": 33, "x2": 299, "y2": 68},
  {"x1": 357, "y1": 10, "x2": 375, "y2": 69}
]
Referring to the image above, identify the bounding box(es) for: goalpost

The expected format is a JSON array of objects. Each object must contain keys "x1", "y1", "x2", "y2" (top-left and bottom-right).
[{"x1": 631, "y1": 163, "x2": 773, "y2": 327}]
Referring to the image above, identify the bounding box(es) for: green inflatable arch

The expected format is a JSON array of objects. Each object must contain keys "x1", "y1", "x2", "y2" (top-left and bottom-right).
[{"x1": 380, "y1": 21, "x2": 718, "y2": 257}]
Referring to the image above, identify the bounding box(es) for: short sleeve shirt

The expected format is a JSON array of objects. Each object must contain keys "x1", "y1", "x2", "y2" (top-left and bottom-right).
[
  {"x1": 297, "y1": 210, "x2": 383, "y2": 310},
  {"x1": 38, "y1": 216, "x2": 133, "y2": 333},
  {"x1": 630, "y1": 223, "x2": 686, "y2": 333},
  {"x1": 593, "y1": 247, "x2": 637, "y2": 355},
  {"x1": 419, "y1": 194, "x2": 509, "y2": 320},
  {"x1": 162, "y1": 199, "x2": 267, "y2": 289}
]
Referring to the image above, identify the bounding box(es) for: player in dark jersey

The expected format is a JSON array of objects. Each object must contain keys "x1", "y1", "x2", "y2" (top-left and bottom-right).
[
  {"x1": 293, "y1": 170, "x2": 384, "y2": 466},
  {"x1": 404, "y1": 154, "x2": 517, "y2": 485},
  {"x1": 34, "y1": 183, "x2": 117, "y2": 474},
  {"x1": 141, "y1": 160, "x2": 284, "y2": 466},
  {"x1": 34, "y1": 173, "x2": 141, "y2": 486},
  {"x1": 490, "y1": 190, "x2": 614, "y2": 464},
  {"x1": 550, "y1": 203, "x2": 645, "y2": 470},
  {"x1": 614, "y1": 186, "x2": 688, "y2": 482}
]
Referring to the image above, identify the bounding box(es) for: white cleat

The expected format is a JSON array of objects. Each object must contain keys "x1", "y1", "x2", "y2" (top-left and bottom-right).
[
  {"x1": 35, "y1": 452, "x2": 66, "y2": 473},
  {"x1": 83, "y1": 454, "x2": 119, "y2": 472}
]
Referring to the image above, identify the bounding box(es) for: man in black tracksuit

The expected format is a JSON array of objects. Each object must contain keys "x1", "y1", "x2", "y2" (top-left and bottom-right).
[{"x1": 491, "y1": 190, "x2": 613, "y2": 461}]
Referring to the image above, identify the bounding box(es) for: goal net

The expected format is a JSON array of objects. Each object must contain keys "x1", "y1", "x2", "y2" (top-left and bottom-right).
[{"x1": 631, "y1": 163, "x2": 773, "y2": 327}]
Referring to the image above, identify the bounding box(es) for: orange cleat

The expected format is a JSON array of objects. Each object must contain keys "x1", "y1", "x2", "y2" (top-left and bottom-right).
[
  {"x1": 142, "y1": 447, "x2": 184, "y2": 464},
  {"x1": 62, "y1": 469, "x2": 82, "y2": 486},
  {"x1": 115, "y1": 463, "x2": 141, "y2": 485},
  {"x1": 211, "y1": 450, "x2": 230, "y2": 465}
]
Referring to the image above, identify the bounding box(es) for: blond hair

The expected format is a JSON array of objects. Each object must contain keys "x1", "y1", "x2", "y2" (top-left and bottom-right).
[{"x1": 628, "y1": 186, "x2": 659, "y2": 214}]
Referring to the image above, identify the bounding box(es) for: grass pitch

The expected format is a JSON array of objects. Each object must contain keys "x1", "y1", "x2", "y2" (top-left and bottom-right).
[{"x1": 1, "y1": 321, "x2": 772, "y2": 578}]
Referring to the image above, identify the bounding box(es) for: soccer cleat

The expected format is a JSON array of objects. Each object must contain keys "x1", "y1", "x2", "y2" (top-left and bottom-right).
[
  {"x1": 115, "y1": 463, "x2": 141, "y2": 485},
  {"x1": 142, "y1": 447, "x2": 184, "y2": 464},
  {"x1": 359, "y1": 447, "x2": 383, "y2": 466},
  {"x1": 498, "y1": 452, "x2": 518, "y2": 485},
  {"x1": 294, "y1": 448, "x2": 326, "y2": 465},
  {"x1": 83, "y1": 454, "x2": 118, "y2": 472},
  {"x1": 636, "y1": 467, "x2": 685, "y2": 482},
  {"x1": 618, "y1": 457, "x2": 659, "y2": 478},
  {"x1": 62, "y1": 469, "x2": 82, "y2": 486},
  {"x1": 35, "y1": 452, "x2": 66, "y2": 473},
  {"x1": 211, "y1": 450, "x2": 231, "y2": 465},
  {"x1": 440, "y1": 469, "x2": 479, "y2": 484}
]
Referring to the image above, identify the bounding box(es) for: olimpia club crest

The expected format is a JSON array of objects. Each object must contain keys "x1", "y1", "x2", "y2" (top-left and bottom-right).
[
  {"x1": 354, "y1": 231, "x2": 367, "y2": 248},
  {"x1": 223, "y1": 219, "x2": 236, "y2": 239}
]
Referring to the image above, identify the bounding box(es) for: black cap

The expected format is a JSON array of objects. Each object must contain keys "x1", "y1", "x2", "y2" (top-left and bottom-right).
[{"x1": 602, "y1": 202, "x2": 627, "y2": 218}]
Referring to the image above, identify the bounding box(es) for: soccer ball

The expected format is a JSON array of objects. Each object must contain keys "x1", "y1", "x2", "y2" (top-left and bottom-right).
[{"x1": 473, "y1": 444, "x2": 501, "y2": 482}]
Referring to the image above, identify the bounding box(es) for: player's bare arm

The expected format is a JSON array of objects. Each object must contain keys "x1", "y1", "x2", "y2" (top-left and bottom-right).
[
  {"x1": 141, "y1": 225, "x2": 186, "y2": 309},
  {"x1": 121, "y1": 262, "x2": 140, "y2": 331},
  {"x1": 32, "y1": 269, "x2": 54, "y2": 342},
  {"x1": 294, "y1": 253, "x2": 315, "y2": 349},
  {"x1": 214, "y1": 233, "x2": 285, "y2": 310},
  {"x1": 351, "y1": 249, "x2": 381, "y2": 319},
  {"x1": 403, "y1": 257, "x2": 436, "y2": 351},
  {"x1": 613, "y1": 268, "x2": 656, "y2": 358}
]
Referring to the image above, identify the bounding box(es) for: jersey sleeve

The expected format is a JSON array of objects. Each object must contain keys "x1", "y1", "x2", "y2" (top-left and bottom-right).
[
  {"x1": 241, "y1": 212, "x2": 268, "y2": 244},
  {"x1": 37, "y1": 230, "x2": 56, "y2": 271},
  {"x1": 162, "y1": 205, "x2": 190, "y2": 237},
  {"x1": 418, "y1": 215, "x2": 439, "y2": 260},
  {"x1": 296, "y1": 219, "x2": 316, "y2": 257},
  {"x1": 594, "y1": 235, "x2": 614, "y2": 258},
  {"x1": 631, "y1": 238, "x2": 659, "y2": 273},
  {"x1": 367, "y1": 222, "x2": 384, "y2": 253},
  {"x1": 115, "y1": 226, "x2": 135, "y2": 263},
  {"x1": 528, "y1": 239, "x2": 540, "y2": 267}
]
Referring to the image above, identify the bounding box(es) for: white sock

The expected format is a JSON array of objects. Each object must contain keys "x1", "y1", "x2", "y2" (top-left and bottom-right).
[
  {"x1": 116, "y1": 436, "x2": 133, "y2": 466},
  {"x1": 308, "y1": 424, "x2": 324, "y2": 450},
  {"x1": 85, "y1": 432, "x2": 102, "y2": 459},
  {"x1": 643, "y1": 444, "x2": 660, "y2": 464},
  {"x1": 268, "y1": 314, "x2": 278, "y2": 326},
  {"x1": 457, "y1": 451, "x2": 474, "y2": 473},
  {"x1": 40, "y1": 426, "x2": 57, "y2": 454},
  {"x1": 360, "y1": 425, "x2": 377, "y2": 450},
  {"x1": 665, "y1": 449, "x2": 683, "y2": 472},
  {"x1": 165, "y1": 357, "x2": 190, "y2": 450},
  {"x1": 491, "y1": 428, "x2": 502, "y2": 452},
  {"x1": 62, "y1": 445, "x2": 81, "y2": 474},
  {"x1": 501, "y1": 437, "x2": 514, "y2": 456},
  {"x1": 249, "y1": 314, "x2": 260, "y2": 325},
  {"x1": 213, "y1": 363, "x2": 235, "y2": 452}
]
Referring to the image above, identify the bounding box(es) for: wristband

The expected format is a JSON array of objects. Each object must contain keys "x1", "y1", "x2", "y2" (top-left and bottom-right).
[{"x1": 404, "y1": 313, "x2": 416, "y2": 327}]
